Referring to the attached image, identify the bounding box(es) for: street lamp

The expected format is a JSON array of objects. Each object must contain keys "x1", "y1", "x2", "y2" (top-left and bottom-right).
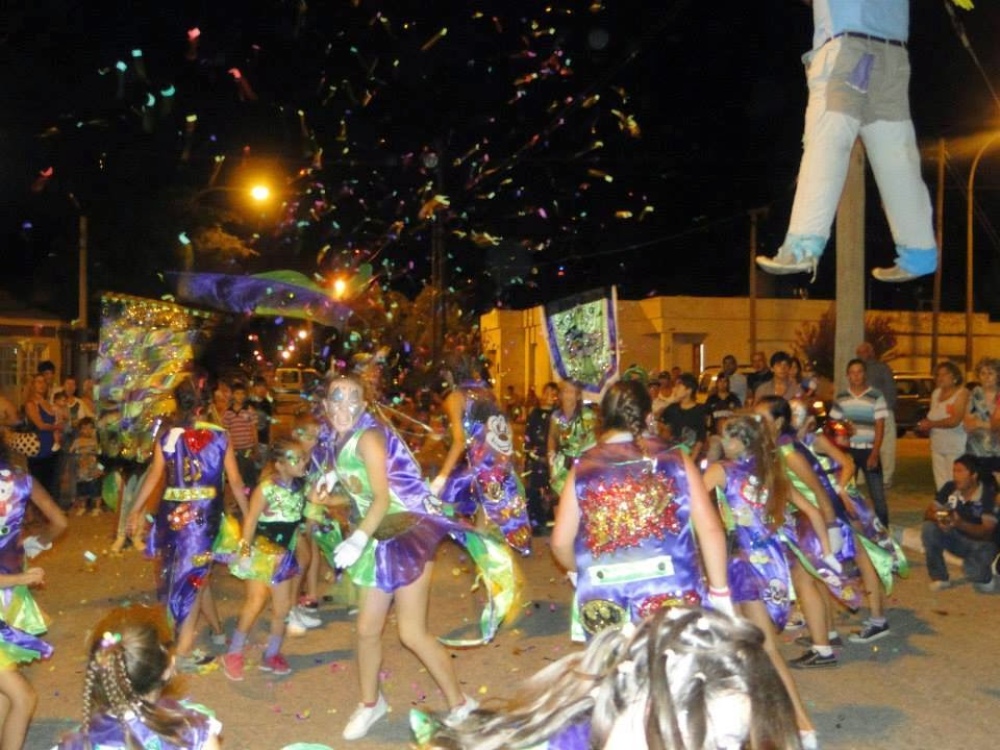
[
  {"x1": 188, "y1": 183, "x2": 273, "y2": 208},
  {"x1": 965, "y1": 131, "x2": 1000, "y2": 370}
]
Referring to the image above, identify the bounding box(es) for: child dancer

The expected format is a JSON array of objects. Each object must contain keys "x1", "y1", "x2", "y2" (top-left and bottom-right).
[
  {"x1": 57, "y1": 606, "x2": 222, "y2": 749},
  {"x1": 127, "y1": 379, "x2": 248, "y2": 671},
  {"x1": 320, "y1": 375, "x2": 518, "y2": 740},
  {"x1": 219, "y1": 438, "x2": 309, "y2": 680},
  {"x1": 0, "y1": 445, "x2": 67, "y2": 749},
  {"x1": 702, "y1": 415, "x2": 820, "y2": 750}
]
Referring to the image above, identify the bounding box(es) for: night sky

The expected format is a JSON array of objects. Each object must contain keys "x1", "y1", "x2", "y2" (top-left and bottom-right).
[{"x1": 2, "y1": 1, "x2": 999, "y2": 322}]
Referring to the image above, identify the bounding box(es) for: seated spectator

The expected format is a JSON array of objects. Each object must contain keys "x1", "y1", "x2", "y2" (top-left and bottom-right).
[
  {"x1": 658, "y1": 372, "x2": 707, "y2": 459},
  {"x1": 922, "y1": 454, "x2": 999, "y2": 593}
]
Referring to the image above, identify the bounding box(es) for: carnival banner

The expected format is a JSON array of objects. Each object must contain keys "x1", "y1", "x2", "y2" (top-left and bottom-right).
[
  {"x1": 94, "y1": 294, "x2": 218, "y2": 461},
  {"x1": 542, "y1": 287, "x2": 619, "y2": 399}
]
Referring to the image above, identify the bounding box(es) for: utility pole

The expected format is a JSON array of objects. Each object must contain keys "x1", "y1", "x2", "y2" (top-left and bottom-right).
[
  {"x1": 834, "y1": 141, "x2": 865, "y2": 391},
  {"x1": 747, "y1": 206, "x2": 768, "y2": 361},
  {"x1": 931, "y1": 138, "x2": 944, "y2": 372}
]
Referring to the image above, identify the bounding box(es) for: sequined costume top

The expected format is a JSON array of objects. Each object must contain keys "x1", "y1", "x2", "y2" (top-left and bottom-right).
[
  {"x1": 57, "y1": 698, "x2": 221, "y2": 750},
  {"x1": 259, "y1": 480, "x2": 306, "y2": 523},
  {"x1": 438, "y1": 382, "x2": 532, "y2": 555},
  {"x1": 571, "y1": 440, "x2": 705, "y2": 639},
  {"x1": 549, "y1": 404, "x2": 598, "y2": 495},
  {"x1": 715, "y1": 455, "x2": 791, "y2": 630}
]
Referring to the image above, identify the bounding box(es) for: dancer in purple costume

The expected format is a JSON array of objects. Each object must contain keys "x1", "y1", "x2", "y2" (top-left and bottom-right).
[
  {"x1": 127, "y1": 380, "x2": 248, "y2": 669},
  {"x1": 415, "y1": 608, "x2": 800, "y2": 750},
  {"x1": 755, "y1": 396, "x2": 857, "y2": 671},
  {"x1": 790, "y1": 400, "x2": 905, "y2": 645},
  {"x1": 431, "y1": 353, "x2": 532, "y2": 555},
  {"x1": 0, "y1": 446, "x2": 67, "y2": 750},
  {"x1": 551, "y1": 380, "x2": 732, "y2": 641},
  {"x1": 319, "y1": 375, "x2": 517, "y2": 740},
  {"x1": 57, "y1": 607, "x2": 221, "y2": 750},
  {"x1": 702, "y1": 415, "x2": 819, "y2": 749}
]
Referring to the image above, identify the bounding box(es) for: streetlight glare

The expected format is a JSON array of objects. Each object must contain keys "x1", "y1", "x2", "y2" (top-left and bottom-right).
[
  {"x1": 332, "y1": 277, "x2": 347, "y2": 298},
  {"x1": 250, "y1": 184, "x2": 271, "y2": 202}
]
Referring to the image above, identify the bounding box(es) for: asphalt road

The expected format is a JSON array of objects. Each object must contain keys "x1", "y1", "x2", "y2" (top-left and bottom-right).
[{"x1": 19, "y1": 437, "x2": 999, "y2": 749}]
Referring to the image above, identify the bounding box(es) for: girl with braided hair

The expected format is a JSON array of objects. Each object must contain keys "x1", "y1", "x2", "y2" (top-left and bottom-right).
[
  {"x1": 551, "y1": 380, "x2": 732, "y2": 642},
  {"x1": 57, "y1": 606, "x2": 221, "y2": 749},
  {"x1": 414, "y1": 607, "x2": 801, "y2": 750}
]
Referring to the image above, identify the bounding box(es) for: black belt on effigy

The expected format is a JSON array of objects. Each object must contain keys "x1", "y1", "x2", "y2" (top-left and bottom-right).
[{"x1": 830, "y1": 31, "x2": 907, "y2": 49}]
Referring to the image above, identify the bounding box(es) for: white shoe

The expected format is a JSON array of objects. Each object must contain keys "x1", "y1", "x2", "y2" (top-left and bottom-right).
[
  {"x1": 871, "y1": 264, "x2": 922, "y2": 283},
  {"x1": 756, "y1": 250, "x2": 817, "y2": 279},
  {"x1": 291, "y1": 607, "x2": 321, "y2": 629},
  {"x1": 799, "y1": 729, "x2": 819, "y2": 750},
  {"x1": 443, "y1": 696, "x2": 479, "y2": 728},
  {"x1": 342, "y1": 694, "x2": 389, "y2": 740}
]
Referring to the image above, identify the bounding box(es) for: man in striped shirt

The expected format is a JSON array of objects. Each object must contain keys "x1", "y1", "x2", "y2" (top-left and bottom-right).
[
  {"x1": 223, "y1": 381, "x2": 260, "y2": 488},
  {"x1": 829, "y1": 358, "x2": 889, "y2": 527}
]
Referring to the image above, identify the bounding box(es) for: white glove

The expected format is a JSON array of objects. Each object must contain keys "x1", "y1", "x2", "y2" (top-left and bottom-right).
[
  {"x1": 23, "y1": 536, "x2": 51, "y2": 560},
  {"x1": 334, "y1": 529, "x2": 370, "y2": 569},
  {"x1": 822, "y1": 553, "x2": 843, "y2": 576},
  {"x1": 429, "y1": 475, "x2": 446, "y2": 497},
  {"x1": 317, "y1": 470, "x2": 339, "y2": 493},
  {"x1": 707, "y1": 587, "x2": 736, "y2": 617},
  {"x1": 237, "y1": 555, "x2": 254, "y2": 575},
  {"x1": 827, "y1": 524, "x2": 845, "y2": 555}
]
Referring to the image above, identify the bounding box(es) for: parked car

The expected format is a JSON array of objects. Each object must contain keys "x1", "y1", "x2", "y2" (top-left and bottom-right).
[
  {"x1": 272, "y1": 367, "x2": 322, "y2": 410},
  {"x1": 892, "y1": 372, "x2": 934, "y2": 437}
]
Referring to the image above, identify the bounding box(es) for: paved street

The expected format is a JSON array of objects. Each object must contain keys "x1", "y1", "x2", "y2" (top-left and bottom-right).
[{"x1": 20, "y1": 437, "x2": 999, "y2": 749}]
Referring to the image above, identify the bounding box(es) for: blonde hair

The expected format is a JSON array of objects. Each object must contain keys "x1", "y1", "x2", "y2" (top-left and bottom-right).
[
  {"x1": 722, "y1": 415, "x2": 789, "y2": 529},
  {"x1": 430, "y1": 608, "x2": 800, "y2": 750}
]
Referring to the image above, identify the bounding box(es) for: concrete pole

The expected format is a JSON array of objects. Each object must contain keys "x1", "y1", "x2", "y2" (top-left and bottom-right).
[
  {"x1": 931, "y1": 139, "x2": 944, "y2": 372},
  {"x1": 834, "y1": 141, "x2": 866, "y2": 391}
]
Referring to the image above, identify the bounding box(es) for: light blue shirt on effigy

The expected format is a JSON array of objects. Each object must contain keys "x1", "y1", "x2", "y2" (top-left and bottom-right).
[{"x1": 812, "y1": 0, "x2": 910, "y2": 49}]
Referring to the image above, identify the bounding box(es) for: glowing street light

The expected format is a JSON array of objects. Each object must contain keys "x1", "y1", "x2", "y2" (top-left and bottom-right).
[
  {"x1": 250, "y1": 184, "x2": 271, "y2": 203},
  {"x1": 332, "y1": 277, "x2": 347, "y2": 299}
]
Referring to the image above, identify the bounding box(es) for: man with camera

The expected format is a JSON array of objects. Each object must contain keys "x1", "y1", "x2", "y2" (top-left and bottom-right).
[{"x1": 921, "y1": 454, "x2": 999, "y2": 593}]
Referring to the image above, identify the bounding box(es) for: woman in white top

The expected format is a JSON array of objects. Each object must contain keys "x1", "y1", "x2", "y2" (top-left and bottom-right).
[{"x1": 918, "y1": 361, "x2": 970, "y2": 490}]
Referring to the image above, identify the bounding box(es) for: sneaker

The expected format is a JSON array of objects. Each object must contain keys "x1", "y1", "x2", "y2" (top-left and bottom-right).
[
  {"x1": 220, "y1": 652, "x2": 244, "y2": 681},
  {"x1": 342, "y1": 694, "x2": 389, "y2": 740},
  {"x1": 871, "y1": 264, "x2": 922, "y2": 283},
  {"x1": 756, "y1": 250, "x2": 817, "y2": 278},
  {"x1": 443, "y1": 696, "x2": 479, "y2": 728},
  {"x1": 973, "y1": 576, "x2": 1000, "y2": 594},
  {"x1": 848, "y1": 620, "x2": 890, "y2": 643},
  {"x1": 211, "y1": 631, "x2": 228, "y2": 647},
  {"x1": 789, "y1": 650, "x2": 838, "y2": 669},
  {"x1": 289, "y1": 607, "x2": 321, "y2": 629},
  {"x1": 177, "y1": 649, "x2": 216, "y2": 673},
  {"x1": 298, "y1": 596, "x2": 319, "y2": 611},
  {"x1": 784, "y1": 611, "x2": 807, "y2": 631},
  {"x1": 259, "y1": 653, "x2": 292, "y2": 675},
  {"x1": 794, "y1": 633, "x2": 843, "y2": 649},
  {"x1": 799, "y1": 730, "x2": 820, "y2": 750},
  {"x1": 929, "y1": 580, "x2": 951, "y2": 592}
]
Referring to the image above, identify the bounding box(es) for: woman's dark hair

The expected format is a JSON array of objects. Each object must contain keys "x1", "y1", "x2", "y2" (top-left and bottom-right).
[
  {"x1": 171, "y1": 379, "x2": 201, "y2": 423},
  {"x1": 600, "y1": 380, "x2": 651, "y2": 438},
  {"x1": 441, "y1": 352, "x2": 486, "y2": 384},
  {"x1": 755, "y1": 395, "x2": 795, "y2": 436},
  {"x1": 936, "y1": 360, "x2": 964, "y2": 387}
]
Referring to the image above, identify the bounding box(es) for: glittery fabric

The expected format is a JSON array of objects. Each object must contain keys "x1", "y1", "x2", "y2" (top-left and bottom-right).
[
  {"x1": 216, "y1": 514, "x2": 301, "y2": 585},
  {"x1": 571, "y1": 441, "x2": 706, "y2": 639},
  {"x1": 317, "y1": 412, "x2": 519, "y2": 643},
  {"x1": 437, "y1": 383, "x2": 532, "y2": 555},
  {"x1": 776, "y1": 436, "x2": 863, "y2": 610},
  {"x1": 800, "y1": 432, "x2": 909, "y2": 590},
  {"x1": 56, "y1": 698, "x2": 220, "y2": 750},
  {"x1": 0, "y1": 464, "x2": 52, "y2": 657},
  {"x1": 146, "y1": 424, "x2": 227, "y2": 631},
  {"x1": 715, "y1": 456, "x2": 791, "y2": 631},
  {"x1": 549, "y1": 405, "x2": 598, "y2": 495}
]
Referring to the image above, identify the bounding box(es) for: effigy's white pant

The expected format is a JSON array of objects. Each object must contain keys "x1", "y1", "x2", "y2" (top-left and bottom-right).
[{"x1": 782, "y1": 37, "x2": 937, "y2": 275}]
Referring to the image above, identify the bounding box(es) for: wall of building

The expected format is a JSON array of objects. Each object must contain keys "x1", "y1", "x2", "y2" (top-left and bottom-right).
[{"x1": 481, "y1": 295, "x2": 995, "y2": 396}]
